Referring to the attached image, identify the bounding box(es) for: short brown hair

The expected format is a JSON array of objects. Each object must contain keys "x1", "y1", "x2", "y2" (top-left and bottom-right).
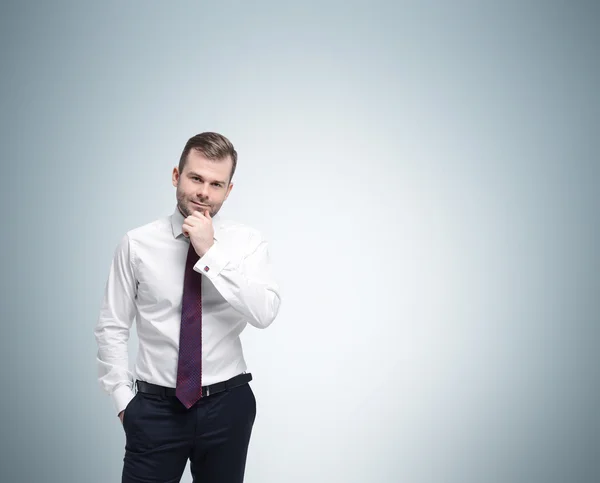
[{"x1": 178, "y1": 132, "x2": 238, "y2": 183}]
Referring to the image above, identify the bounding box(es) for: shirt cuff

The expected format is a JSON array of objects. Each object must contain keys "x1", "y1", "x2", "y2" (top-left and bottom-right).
[
  {"x1": 113, "y1": 384, "x2": 135, "y2": 416},
  {"x1": 194, "y1": 241, "x2": 230, "y2": 279}
]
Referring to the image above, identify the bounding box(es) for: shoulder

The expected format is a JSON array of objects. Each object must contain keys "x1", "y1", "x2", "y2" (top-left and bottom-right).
[
  {"x1": 218, "y1": 218, "x2": 263, "y2": 238},
  {"x1": 112, "y1": 215, "x2": 171, "y2": 262},
  {"x1": 125, "y1": 214, "x2": 171, "y2": 244},
  {"x1": 216, "y1": 218, "x2": 268, "y2": 252}
]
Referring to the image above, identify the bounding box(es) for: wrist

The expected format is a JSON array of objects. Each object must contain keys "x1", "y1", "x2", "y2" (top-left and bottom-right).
[{"x1": 193, "y1": 239, "x2": 214, "y2": 258}]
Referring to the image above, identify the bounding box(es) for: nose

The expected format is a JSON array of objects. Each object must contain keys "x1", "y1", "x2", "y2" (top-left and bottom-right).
[{"x1": 197, "y1": 182, "x2": 210, "y2": 199}]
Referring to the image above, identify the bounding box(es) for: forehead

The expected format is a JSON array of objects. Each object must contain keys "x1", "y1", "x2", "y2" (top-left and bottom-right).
[{"x1": 183, "y1": 149, "x2": 232, "y2": 179}]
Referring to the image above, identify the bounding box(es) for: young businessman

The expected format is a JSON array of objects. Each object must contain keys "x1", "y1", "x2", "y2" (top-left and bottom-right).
[{"x1": 95, "y1": 132, "x2": 281, "y2": 482}]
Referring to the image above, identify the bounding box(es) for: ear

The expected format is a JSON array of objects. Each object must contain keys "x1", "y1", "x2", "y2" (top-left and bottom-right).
[
  {"x1": 224, "y1": 182, "x2": 234, "y2": 200},
  {"x1": 172, "y1": 167, "x2": 180, "y2": 187}
]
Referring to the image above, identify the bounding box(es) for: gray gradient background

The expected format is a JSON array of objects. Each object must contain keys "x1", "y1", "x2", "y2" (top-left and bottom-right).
[{"x1": 0, "y1": 1, "x2": 598, "y2": 482}]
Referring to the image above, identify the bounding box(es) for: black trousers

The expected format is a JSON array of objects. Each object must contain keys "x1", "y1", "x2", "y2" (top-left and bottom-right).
[{"x1": 121, "y1": 382, "x2": 256, "y2": 483}]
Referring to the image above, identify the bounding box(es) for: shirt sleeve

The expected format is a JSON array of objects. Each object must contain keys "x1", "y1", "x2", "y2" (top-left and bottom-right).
[
  {"x1": 94, "y1": 233, "x2": 138, "y2": 415},
  {"x1": 193, "y1": 232, "x2": 281, "y2": 329}
]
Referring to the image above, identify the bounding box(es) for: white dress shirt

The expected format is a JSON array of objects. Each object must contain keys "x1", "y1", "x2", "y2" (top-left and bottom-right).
[{"x1": 94, "y1": 206, "x2": 281, "y2": 415}]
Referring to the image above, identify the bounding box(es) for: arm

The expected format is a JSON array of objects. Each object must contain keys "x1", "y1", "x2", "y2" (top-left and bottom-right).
[
  {"x1": 94, "y1": 234, "x2": 138, "y2": 416},
  {"x1": 194, "y1": 233, "x2": 281, "y2": 329}
]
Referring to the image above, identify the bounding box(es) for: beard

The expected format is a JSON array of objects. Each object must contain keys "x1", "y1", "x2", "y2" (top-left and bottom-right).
[{"x1": 176, "y1": 187, "x2": 218, "y2": 218}]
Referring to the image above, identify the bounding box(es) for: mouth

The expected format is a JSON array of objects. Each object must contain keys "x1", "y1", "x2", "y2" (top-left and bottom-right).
[{"x1": 191, "y1": 201, "x2": 210, "y2": 208}]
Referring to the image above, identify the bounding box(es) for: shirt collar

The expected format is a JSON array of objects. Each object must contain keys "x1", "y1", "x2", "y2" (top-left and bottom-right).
[{"x1": 170, "y1": 205, "x2": 222, "y2": 241}]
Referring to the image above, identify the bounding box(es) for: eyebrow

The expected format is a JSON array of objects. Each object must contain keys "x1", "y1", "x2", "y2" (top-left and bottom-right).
[{"x1": 187, "y1": 172, "x2": 226, "y2": 185}]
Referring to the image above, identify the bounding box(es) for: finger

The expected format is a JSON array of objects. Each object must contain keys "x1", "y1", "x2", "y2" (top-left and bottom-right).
[
  {"x1": 191, "y1": 210, "x2": 206, "y2": 219},
  {"x1": 182, "y1": 223, "x2": 193, "y2": 236},
  {"x1": 185, "y1": 215, "x2": 200, "y2": 225},
  {"x1": 204, "y1": 209, "x2": 211, "y2": 219}
]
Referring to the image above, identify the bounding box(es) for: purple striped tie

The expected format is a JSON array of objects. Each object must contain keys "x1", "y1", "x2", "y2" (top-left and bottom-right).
[{"x1": 176, "y1": 243, "x2": 203, "y2": 408}]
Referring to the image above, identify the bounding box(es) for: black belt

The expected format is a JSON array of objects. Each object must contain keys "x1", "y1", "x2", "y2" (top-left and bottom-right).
[{"x1": 135, "y1": 372, "x2": 252, "y2": 398}]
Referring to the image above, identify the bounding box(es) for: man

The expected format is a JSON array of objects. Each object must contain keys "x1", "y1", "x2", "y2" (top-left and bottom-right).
[{"x1": 95, "y1": 132, "x2": 281, "y2": 483}]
